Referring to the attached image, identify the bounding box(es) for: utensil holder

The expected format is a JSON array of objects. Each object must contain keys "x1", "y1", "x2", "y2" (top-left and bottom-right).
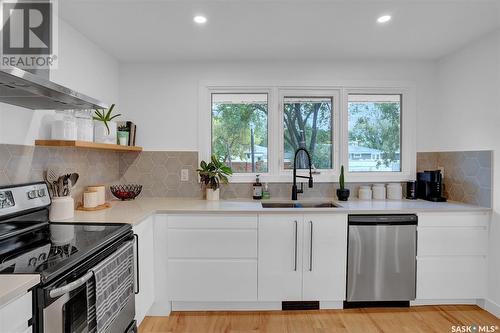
[{"x1": 49, "y1": 196, "x2": 74, "y2": 221}]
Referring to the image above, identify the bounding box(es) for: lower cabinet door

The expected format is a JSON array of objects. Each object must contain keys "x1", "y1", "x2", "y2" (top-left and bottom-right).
[
  {"x1": 417, "y1": 256, "x2": 487, "y2": 299},
  {"x1": 0, "y1": 291, "x2": 32, "y2": 333},
  {"x1": 133, "y1": 217, "x2": 155, "y2": 325},
  {"x1": 302, "y1": 214, "x2": 348, "y2": 301},
  {"x1": 168, "y1": 259, "x2": 257, "y2": 301},
  {"x1": 258, "y1": 214, "x2": 303, "y2": 301}
]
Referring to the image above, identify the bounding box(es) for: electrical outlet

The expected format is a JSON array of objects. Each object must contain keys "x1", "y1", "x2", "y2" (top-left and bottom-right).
[{"x1": 181, "y1": 169, "x2": 189, "y2": 182}]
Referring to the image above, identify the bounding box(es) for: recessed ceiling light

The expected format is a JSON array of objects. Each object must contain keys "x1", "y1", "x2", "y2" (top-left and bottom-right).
[
  {"x1": 377, "y1": 15, "x2": 392, "y2": 23},
  {"x1": 193, "y1": 15, "x2": 207, "y2": 24}
]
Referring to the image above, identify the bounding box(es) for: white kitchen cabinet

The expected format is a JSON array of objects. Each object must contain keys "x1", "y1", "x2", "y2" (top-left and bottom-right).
[
  {"x1": 416, "y1": 212, "x2": 489, "y2": 300},
  {"x1": 167, "y1": 214, "x2": 258, "y2": 302},
  {"x1": 258, "y1": 214, "x2": 303, "y2": 301},
  {"x1": 0, "y1": 291, "x2": 32, "y2": 333},
  {"x1": 168, "y1": 259, "x2": 257, "y2": 301},
  {"x1": 258, "y1": 213, "x2": 348, "y2": 302},
  {"x1": 133, "y1": 216, "x2": 155, "y2": 326},
  {"x1": 302, "y1": 214, "x2": 348, "y2": 301}
]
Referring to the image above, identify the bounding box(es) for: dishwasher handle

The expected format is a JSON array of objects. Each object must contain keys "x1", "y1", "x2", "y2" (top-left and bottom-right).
[{"x1": 348, "y1": 214, "x2": 417, "y2": 225}]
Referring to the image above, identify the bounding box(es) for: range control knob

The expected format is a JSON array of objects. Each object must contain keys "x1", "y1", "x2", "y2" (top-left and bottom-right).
[
  {"x1": 27, "y1": 190, "x2": 37, "y2": 199},
  {"x1": 38, "y1": 188, "x2": 46, "y2": 197}
]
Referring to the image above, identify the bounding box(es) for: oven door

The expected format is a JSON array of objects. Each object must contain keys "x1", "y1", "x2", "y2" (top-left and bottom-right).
[{"x1": 44, "y1": 271, "x2": 93, "y2": 333}]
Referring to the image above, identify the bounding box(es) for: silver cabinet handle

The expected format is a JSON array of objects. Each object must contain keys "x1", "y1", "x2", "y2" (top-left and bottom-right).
[
  {"x1": 309, "y1": 221, "x2": 313, "y2": 271},
  {"x1": 294, "y1": 220, "x2": 298, "y2": 271},
  {"x1": 49, "y1": 271, "x2": 93, "y2": 298}
]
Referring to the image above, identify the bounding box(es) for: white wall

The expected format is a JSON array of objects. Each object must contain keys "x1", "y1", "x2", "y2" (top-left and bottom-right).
[
  {"x1": 0, "y1": 19, "x2": 119, "y2": 145},
  {"x1": 428, "y1": 30, "x2": 500, "y2": 314},
  {"x1": 119, "y1": 60, "x2": 437, "y2": 151}
]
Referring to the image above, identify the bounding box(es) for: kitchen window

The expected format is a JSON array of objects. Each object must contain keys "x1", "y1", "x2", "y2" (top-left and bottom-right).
[
  {"x1": 211, "y1": 93, "x2": 269, "y2": 173},
  {"x1": 200, "y1": 85, "x2": 415, "y2": 182},
  {"x1": 282, "y1": 96, "x2": 333, "y2": 170},
  {"x1": 347, "y1": 94, "x2": 402, "y2": 173}
]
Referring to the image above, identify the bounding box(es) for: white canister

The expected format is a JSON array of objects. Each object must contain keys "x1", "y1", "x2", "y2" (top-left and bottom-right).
[
  {"x1": 87, "y1": 185, "x2": 105, "y2": 206},
  {"x1": 372, "y1": 184, "x2": 386, "y2": 200},
  {"x1": 358, "y1": 186, "x2": 372, "y2": 200},
  {"x1": 49, "y1": 196, "x2": 75, "y2": 221},
  {"x1": 83, "y1": 191, "x2": 98, "y2": 208},
  {"x1": 387, "y1": 183, "x2": 403, "y2": 200},
  {"x1": 94, "y1": 120, "x2": 117, "y2": 144}
]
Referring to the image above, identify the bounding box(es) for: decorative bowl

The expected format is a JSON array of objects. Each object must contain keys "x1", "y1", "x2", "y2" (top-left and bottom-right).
[{"x1": 110, "y1": 184, "x2": 143, "y2": 201}]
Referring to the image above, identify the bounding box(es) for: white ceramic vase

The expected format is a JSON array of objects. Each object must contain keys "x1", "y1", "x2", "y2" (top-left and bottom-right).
[
  {"x1": 206, "y1": 188, "x2": 220, "y2": 201},
  {"x1": 94, "y1": 120, "x2": 117, "y2": 144}
]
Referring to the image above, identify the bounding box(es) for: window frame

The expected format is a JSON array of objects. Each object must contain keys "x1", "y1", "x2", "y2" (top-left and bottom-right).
[
  {"x1": 199, "y1": 82, "x2": 416, "y2": 183},
  {"x1": 341, "y1": 87, "x2": 416, "y2": 182},
  {"x1": 199, "y1": 86, "x2": 274, "y2": 183},
  {"x1": 278, "y1": 88, "x2": 341, "y2": 182}
]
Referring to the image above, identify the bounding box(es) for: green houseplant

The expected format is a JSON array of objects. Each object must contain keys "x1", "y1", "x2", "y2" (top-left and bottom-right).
[
  {"x1": 197, "y1": 155, "x2": 233, "y2": 200},
  {"x1": 93, "y1": 104, "x2": 121, "y2": 144},
  {"x1": 336, "y1": 165, "x2": 350, "y2": 201}
]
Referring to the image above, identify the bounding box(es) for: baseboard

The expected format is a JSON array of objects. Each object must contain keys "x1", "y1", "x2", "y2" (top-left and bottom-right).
[
  {"x1": 148, "y1": 301, "x2": 172, "y2": 316},
  {"x1": 411, "y1": 299, "x2": 477, "y2": 306},
  {"x1": 171, "y1": 301, "x2": 282, "y2": 311},
  {"x1": 320, "y1": 301, "x2": 344, "y2": 309},
  {"x1": 478, "y1": 299, "x2": 500, "y2": 318}
]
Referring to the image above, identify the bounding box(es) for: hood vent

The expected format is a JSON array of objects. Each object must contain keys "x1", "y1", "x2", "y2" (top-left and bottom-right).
[{"x1": 0, "y1": 66, "x2": 108, "y2": 110}]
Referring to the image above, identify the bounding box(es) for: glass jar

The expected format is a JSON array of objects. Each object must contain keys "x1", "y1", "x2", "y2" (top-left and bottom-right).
[
  {"x1": 74, "y1": 110, "x2": 94, "y2": 142},
  {"x1": 51, "y1": 111, "x2": 77, "y2": 140}
]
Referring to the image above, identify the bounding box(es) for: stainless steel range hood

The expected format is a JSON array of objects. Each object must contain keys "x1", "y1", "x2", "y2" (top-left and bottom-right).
[{"x1": 0, "y1": 66, "x2": 108, "y2": 110}]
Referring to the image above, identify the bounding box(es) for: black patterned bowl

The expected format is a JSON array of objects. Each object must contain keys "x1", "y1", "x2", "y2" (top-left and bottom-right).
[{"x1": 110, "y1": 184, "x2": 143, "y2": 200}]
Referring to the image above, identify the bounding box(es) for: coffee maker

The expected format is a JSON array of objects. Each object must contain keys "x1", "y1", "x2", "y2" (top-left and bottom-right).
[{"x1": 417, "y1": 170, "x2": 447, "y2": 202}]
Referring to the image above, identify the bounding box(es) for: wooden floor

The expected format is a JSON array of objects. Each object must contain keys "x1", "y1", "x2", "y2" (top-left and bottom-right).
[{"x1": 139, "y1": 305, "x2": 500, "y2": 333}]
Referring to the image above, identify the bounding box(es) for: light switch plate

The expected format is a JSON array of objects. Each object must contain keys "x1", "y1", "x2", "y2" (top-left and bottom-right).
[{"x1": 181, "y1": 169, "x2": 189, "y2": 182}]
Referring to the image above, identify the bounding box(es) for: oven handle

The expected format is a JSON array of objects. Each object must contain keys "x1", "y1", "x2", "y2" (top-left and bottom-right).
[
  {"x1": 134, "y1": 233, "x2": 139, "y2": 294},
  {"x1": 49, "y1": 271, "x2": 94, "y2": 298}
]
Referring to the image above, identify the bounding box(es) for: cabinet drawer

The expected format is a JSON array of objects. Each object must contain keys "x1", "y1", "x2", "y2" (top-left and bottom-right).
[
  {"x1": 417, "y1": 257, "x2": 486, "y2": 299},
  {"x1": 418, "y1": 227, "x2": 488, "y2": 256},
  {"x1": 418, "y1": 213, "x2": 489, "y2": 227},
  {"x1": 0, "y1": 292, "x2": 32, "y2": 333},
  {"x1": 168, "y1": 229, "x2": 257, "y2": 258},
  {"x1": 168, "y1": 214, "x2": 258, "y2": 229},
  {"x1": 168, "y1": 259, "x2": 257, "y2": 301}
]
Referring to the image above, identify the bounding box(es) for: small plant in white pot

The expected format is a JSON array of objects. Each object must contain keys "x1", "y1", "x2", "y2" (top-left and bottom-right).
[
  {"x1": 197, "y1": 155, "x2": 232, "y2": 200},
  {"x1": 93, "y1": 104, "x2": 121, "y2": 144}
]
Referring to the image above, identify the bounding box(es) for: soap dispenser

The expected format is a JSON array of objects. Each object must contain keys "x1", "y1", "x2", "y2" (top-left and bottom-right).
[{"x1": 253, "y1": 175, "x2": 263, "y2": 200}]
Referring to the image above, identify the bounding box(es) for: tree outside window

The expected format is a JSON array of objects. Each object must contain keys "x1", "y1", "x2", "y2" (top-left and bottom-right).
[
  {"x1": 211, "y1": 93, "x2": 268, "y2": 173},
  {"x1": 283, "y1": 97, "x2": 333, "y2": 169}
]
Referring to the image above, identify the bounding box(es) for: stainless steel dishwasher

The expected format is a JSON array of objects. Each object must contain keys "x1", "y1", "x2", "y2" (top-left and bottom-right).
[{"x1": 346, "y1": 214, "x2": 417, "y2": 307}]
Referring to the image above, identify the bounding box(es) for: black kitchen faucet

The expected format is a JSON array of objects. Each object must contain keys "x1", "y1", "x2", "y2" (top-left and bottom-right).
[{"x1": 291, "y1": 148, "x2": 314, "y2": 200}]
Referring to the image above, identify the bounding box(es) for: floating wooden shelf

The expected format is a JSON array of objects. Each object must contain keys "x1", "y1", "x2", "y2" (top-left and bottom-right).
[{"x1": 35, "y1": 140, "x2": 143, "y2": 152}]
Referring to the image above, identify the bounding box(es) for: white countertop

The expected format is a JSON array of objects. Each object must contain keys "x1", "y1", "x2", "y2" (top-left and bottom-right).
[
  {"x1": 0, "y1": 275, "x2": 39, "y2": 307},
  {"x1": 55, "y1": 197, "x2": 491, "y2": 226}
]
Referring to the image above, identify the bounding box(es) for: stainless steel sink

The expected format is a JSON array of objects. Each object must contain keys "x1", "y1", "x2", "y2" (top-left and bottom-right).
[{"x1": 261, "y1": 202, "x2": 339, "y2": 208}]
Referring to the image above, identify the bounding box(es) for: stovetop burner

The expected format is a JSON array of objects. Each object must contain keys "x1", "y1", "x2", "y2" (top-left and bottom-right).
[{"x1": 0, "y1": 222, "x2": 129, "y2": 281}]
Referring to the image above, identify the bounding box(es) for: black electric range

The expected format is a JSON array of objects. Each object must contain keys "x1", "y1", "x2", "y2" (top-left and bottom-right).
[{"x1": 0, "y1": 182, "x2": 136, "y2": 333}]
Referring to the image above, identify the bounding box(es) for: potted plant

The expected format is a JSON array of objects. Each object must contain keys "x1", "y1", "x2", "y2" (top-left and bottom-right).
[
  {"x1": 93, "y1": 104, "x2": 121, "y2": 144},
  {"x1": 117, "y1": 125, "x2": 130, "y2": 146},
  {"x1": 336, "y1": 165, "x2": 350, "y2": 201},
  {"x1": 197, "y1": 155, "x2": 233, "y2": 200}
]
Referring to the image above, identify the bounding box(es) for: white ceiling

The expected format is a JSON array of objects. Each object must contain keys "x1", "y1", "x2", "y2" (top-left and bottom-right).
[{"x1": 60, "y1": 0, "x2": 500, "y2": 62}]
